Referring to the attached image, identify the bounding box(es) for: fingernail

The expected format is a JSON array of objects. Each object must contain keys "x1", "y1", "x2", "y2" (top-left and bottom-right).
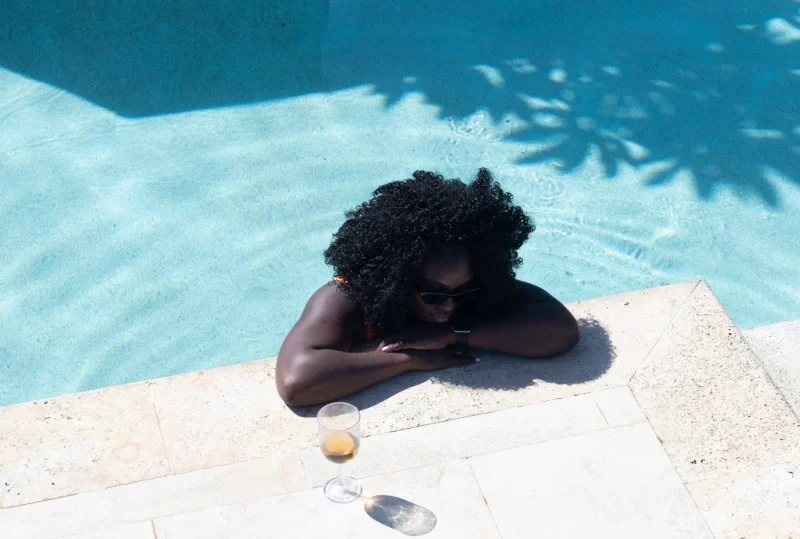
[
  {"x1": 475, "y1": 358, "x2": 481, "y2": 362},
  {"x1": 381, "y1": 346, "x2": 389, "y2": 352}
]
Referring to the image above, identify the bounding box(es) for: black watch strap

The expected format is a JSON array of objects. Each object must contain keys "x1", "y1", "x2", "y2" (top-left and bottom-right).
[{"x1": 454, "y1": 325, "x2": 471, "y2": 350}]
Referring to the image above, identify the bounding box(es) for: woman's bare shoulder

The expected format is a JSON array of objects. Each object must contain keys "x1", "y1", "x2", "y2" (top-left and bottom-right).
[
  {"x1": 279, "y1": 283, "x2": 364, "y2": 355},
  {"x1": 300, "y1": 282, "x2": 361, "y2": 322}
]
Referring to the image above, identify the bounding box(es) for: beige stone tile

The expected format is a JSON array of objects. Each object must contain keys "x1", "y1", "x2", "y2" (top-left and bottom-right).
[
  {"x1": 148, "y1": 359, "x2": 316, "y2": 474},
  {"x1": 687, "y1": 463, "x2": 800, "y2": 538},
  {"x1": 593, "y1": 385, "x2": 647, "y2": 427},
  {"x1": 469, "y1": 423, "x2": 713, "y2": 539},
  {"x1": 153, "y1": 460, "x2": 500, "y2": 539},
  {"x1": 55, "y1": 522, "x2": 155, "y2": 539},
  {"x1": 267, "y1": 356, "x2": 480, "y2": 437},
  {"x1": 345, "y1": 367, "x2": 481, "y2": 436},
  {"x1": 149, "y1": 358, "x2": 480, "y2": 475},
  {"x1": 630, "y1": 281, "x2": 800, "y2": 483},
  {"x1": 0, "y1": 451, "x2": 306, "y2": 539},
  {"x1": 300, "y1": 389, "x2": 608, "y2": 487},
  {"x1": 0, "y1": 383, "x2": 168, "y2": 508},
  {"x1": 460, "y1": 281, "x2": 698, "y2": 413}
]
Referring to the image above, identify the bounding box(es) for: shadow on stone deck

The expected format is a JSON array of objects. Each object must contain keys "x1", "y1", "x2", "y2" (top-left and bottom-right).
[{"x1": 292, "y1": 316, "x2": 615, "y2": 417}]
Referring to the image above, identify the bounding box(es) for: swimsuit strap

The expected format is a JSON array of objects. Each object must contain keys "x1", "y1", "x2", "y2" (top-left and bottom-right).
[{"x1": 364, "y1": 323, "x2": 377, "y2": 341}]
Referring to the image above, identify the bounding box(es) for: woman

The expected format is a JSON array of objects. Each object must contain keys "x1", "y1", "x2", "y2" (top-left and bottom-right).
[{"x1": 276, "y1": 168, "x2": 579, "y2": 406}]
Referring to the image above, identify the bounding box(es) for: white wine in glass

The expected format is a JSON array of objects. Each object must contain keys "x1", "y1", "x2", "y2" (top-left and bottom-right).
[{"x1": 318, "y1": 402, "x2": 362, "y2": 503}]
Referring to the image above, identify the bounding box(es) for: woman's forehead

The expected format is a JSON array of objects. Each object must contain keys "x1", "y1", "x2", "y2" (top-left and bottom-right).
[{"x1": 421, "y1": 250, "x2": 472, "y2": 287}]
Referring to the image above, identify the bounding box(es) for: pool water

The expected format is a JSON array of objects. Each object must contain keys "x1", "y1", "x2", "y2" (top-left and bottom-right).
[{"x1": 1, "y1": 0, "x2": 799, "y2": 405}]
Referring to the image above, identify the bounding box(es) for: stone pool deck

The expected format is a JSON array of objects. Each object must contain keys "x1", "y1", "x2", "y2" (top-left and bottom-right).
[{"x1": 1, "y1": 281, "x2": 799, "y2": 538}]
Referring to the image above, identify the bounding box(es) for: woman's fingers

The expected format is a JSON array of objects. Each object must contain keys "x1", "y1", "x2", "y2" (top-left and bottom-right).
[
  {"x1": 381, "y1": 332, "x2": 421, "y2": 352},
  {"x1": 381, "y1": 339, "x2": 407, "y2": 352}
]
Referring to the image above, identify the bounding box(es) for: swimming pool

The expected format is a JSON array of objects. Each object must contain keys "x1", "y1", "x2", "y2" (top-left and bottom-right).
[{"x1": 1, "y1": 0, "x2": 798, "y2": 406}]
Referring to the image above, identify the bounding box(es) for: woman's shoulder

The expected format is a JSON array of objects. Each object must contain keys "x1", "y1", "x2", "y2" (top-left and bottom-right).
[
  {"x1": 303, "y1": 282, "x2": 372, "y2": 342},
  {"x1": 305, "y1": 281, "x2": 360, "y2": 316}
]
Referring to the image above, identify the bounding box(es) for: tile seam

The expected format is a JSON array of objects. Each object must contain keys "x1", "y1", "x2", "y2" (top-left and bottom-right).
[
  {"x1": 463, "y1": 459, "x2": 504, "y2": 539},
  {"x1": 594, "y1": 401, "x2": 609, "y2": 426},
  {"x1": 151, "y1": 401, "x2": 173, "y2": 475},
  {"x1": 640, "y1": 421, "x2": 718, "y2": 539},
  {"x1": 627, "y1": 279, "x2": 702, "y2": 383}
]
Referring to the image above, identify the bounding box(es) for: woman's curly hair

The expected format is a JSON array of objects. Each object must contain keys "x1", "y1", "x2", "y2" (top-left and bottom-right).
[{"x1": 324, "y1": 168, "x2": 535, "y2": 332}]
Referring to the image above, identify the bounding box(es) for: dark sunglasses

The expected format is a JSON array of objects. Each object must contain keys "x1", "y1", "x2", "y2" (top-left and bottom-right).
[{"x1": 415, "y1": 286, "x2": 482, "y2": 305}]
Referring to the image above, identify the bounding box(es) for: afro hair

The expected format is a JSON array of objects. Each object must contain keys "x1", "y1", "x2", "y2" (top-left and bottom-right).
[{"x1": 324, "y1": 168, "x2": 535, "y2": 332}]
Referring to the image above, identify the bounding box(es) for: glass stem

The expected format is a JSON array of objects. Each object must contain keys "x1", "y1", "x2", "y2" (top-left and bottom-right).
[{"x1": 338, "y1": 464, "x2": 345, "y2": 481}]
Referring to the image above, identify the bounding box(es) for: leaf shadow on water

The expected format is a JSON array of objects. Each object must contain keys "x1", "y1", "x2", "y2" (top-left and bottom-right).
[
  {"x1": 292, "y1": 316, "x2": 615, "y2": 414},
  {"x1": 323, "y1": 0, "x2": 799, "y2": 206},
  {"x1": 361, "y1": 494, "x2": 438, "y2": 536},
  {"x1": 4, "y1": 0, "x2": 796, "y2": 204}
]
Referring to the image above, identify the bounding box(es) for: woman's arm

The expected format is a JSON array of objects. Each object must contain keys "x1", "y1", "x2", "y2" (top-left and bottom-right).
[
  {"x1": 466, "y1": 280, "x2": 580, "y2": 358},
  {"x1": 276, "y1": 284, "x2": 472, "y2": 406},
  {"x1": 381, "y1": 280, "x2": 579, "y2": 358}
]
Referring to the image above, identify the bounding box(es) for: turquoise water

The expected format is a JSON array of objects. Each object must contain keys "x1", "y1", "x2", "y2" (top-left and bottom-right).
[{"x1": 1, "y1": 1, "x2": 799, "y2": 405}]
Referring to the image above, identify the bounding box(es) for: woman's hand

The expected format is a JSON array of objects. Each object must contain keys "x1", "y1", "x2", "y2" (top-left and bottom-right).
[
  {"x1": 380, "y1": 324, "x2": 454, "y2": 352},
  {"x1": 406, "y1": 348, "x2": 476, "y2": 371}
]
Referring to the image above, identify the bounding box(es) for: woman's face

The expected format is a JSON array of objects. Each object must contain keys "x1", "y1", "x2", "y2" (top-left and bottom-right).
[{"x1": 410, "y1": 246, "x2": 474, "y2": 324}]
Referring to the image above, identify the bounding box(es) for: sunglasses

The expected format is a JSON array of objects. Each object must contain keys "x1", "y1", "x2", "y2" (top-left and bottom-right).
[{"x1": 415, "y1": 285, "x2": 482, "y2": 305}]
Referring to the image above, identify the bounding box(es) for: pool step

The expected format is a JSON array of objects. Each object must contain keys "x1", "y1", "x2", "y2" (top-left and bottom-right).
[{"x1": 744, "y1": 318, "x2": 800, "y2": 420}]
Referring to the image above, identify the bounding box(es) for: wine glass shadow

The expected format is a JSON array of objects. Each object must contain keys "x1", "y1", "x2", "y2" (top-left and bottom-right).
[{"x1": 360, "y1": 494, "x2": 437, "y2": 536}]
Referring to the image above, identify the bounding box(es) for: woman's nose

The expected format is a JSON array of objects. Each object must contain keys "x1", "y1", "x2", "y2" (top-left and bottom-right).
[{"x1": 440, "y1": 298, "x2": 455, "y2": 311}]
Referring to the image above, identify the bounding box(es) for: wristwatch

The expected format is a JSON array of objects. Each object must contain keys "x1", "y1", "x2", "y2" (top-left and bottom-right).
[{"x1": 453, "y1": 324, "x2": 472, "y2": 355}]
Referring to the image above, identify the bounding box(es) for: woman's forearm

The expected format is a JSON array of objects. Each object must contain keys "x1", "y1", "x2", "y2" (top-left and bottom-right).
[
  {"x1": 276, "y1": 349, "x2": 413, "y2": 407},
  {"x1": 468, "y1": 302, "x2": 579, "y2": 358}
]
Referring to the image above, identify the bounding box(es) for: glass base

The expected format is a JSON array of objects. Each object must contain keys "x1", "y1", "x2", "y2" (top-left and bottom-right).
[{"x1": 324, "y1": 475, "x2": 362, "y2": 504}]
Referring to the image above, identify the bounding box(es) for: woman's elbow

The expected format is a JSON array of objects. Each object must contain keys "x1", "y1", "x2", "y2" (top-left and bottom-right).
[
  {"x1": 276, "y1": 354, "x2": 312, "y2": 407},
  {"x1": 538, "y1": 312, "x2": 580, "y2": 358},
  {"x1": 556, "y1": 311, "x2": 581, "y2": 354},
  {"x1": 564, "y1": 316, "x2": 580, "y2": 350},
  {"x1": 276, "y1": 373, "x2": 302, "y2": 407}
]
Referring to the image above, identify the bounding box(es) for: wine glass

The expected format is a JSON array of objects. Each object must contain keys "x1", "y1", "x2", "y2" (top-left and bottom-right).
[{"x1": 318, "y1": 402, "x2": 362, "y2": 503}]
